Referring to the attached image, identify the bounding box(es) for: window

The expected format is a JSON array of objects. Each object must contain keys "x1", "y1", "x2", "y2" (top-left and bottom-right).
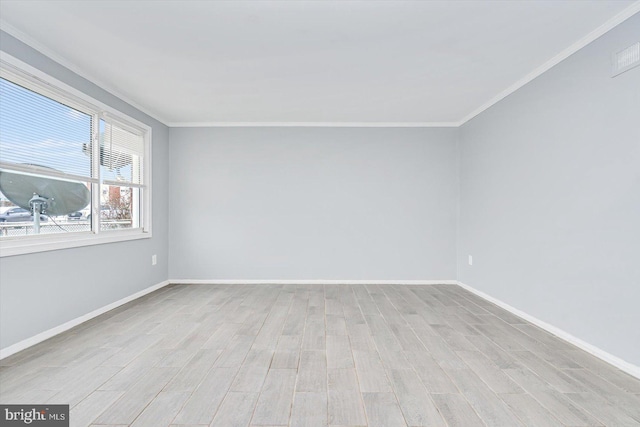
[{"x1": 0, "y1": 56, "x2": 151, "y2": 256}]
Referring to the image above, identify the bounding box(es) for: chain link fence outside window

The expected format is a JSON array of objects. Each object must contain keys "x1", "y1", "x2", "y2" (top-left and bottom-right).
[{"x1": 0, "y1": 218, "x2": 132, "y2": 237}]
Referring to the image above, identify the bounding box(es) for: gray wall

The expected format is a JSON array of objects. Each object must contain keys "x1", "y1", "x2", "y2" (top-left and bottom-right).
[
  {"x1": 0, "y1": 32, "x2": 170, "y2": 350},
  {"x1": 3, "y1": 13, "x2": 638, "y2": 369},
  {"x1": 169, "y1": 127, "x2": 458, "y2": 280},
  {"x1": 458, "y1": 14, "x2": 640, "y2": 364}
]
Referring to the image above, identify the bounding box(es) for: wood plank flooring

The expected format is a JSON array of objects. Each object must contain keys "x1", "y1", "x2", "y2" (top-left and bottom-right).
[{"x1": 1, "y1": 284, "x2": 639, "y2": 426}]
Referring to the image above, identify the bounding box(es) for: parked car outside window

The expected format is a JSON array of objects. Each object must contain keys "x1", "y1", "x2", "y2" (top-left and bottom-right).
[
  {"x1": 0, "y1": 207, "x2": 48, "y2": 222},
  {"x1": 67, "y1": 211, "x2": 84, "y2": 220}
]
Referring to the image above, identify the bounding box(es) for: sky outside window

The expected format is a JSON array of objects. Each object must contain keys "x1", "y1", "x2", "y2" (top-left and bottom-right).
[{"x1": 0, "y1": 78, "x2": 92, "y2": 178}]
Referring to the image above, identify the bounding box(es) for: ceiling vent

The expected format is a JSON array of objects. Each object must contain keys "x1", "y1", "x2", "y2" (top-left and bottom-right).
[{"x1": 611, "y1": 42, "x2": 640, "y2": 77}]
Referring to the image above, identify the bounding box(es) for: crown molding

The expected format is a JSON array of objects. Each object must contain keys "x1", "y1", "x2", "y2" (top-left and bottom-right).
[
  {"x1": 2, "y1": 1, "x2": 639, "y2": 129},
  {"x1": 167, "y1": 121, "x2": 461, "y2": 128},
  {"x1": 0, "y1": 19, "x2": 457, "y2": 129},
  {"x1": 458, "y1": 1, "x2": 640, "y2": 126},
  {"x1": 0, "y1": 19, "x2": 171, "y2": 126}
]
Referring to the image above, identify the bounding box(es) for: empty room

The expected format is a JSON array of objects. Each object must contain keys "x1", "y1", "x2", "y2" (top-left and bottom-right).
[{"x1": 0, "y1": 1, "x2": 639, "y2": 426}]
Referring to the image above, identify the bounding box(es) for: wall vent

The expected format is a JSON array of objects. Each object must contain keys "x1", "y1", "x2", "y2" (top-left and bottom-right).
[{"x1": 612, "y1": 42, "x2": 640, "y2": 77}]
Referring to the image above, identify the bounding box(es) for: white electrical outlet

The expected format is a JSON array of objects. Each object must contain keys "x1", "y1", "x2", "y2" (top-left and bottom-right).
[
  {"x1": 152, "y1": 254, "x2": 157, "y2": 265},
  {"x1": 468, "y1": 255, "x2": 473, "y2": 266}
]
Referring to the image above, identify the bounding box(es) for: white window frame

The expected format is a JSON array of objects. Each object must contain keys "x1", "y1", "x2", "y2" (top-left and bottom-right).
[{"x1": 0, "y1": 53, "x2": 152, "y2": 257}]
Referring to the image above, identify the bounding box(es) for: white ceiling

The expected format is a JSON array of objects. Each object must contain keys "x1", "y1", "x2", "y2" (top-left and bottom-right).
[{"x1": 0, "y1": 0, "x2": 638, "y2": 126}]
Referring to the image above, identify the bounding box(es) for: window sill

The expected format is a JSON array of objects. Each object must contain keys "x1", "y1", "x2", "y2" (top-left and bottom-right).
[{"x1": 0, "y1": 229, "x2": 152, "y2": 257}]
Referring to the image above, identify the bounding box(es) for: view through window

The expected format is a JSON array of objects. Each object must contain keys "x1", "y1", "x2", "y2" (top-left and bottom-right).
[{"x1": 0, "y1": 65, "x2": 149, "y2": 244}]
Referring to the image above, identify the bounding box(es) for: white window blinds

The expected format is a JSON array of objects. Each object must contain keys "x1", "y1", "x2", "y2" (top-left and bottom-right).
[
  {"x1": 0, "y1": 77, "x2": 95, "y2": 181},
  {"x1": 99, "y1": 118, "x2": 145, "y2": 187}
]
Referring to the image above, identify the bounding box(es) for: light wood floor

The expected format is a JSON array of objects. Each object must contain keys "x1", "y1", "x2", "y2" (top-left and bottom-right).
[{"x1": 1, "y1": 284, "x2": 639, "y2": 427}]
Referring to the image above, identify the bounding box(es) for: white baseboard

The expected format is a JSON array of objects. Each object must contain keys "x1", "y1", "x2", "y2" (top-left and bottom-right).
[
  {"x1": 456, "y1": 281, "x2": 640, "y2": 379},
  {"x1": 169, "y1": 279, "x2": 458, "y2": 285},
  {"x1": 8, "y1": 278, "x2": 635, "y2": 380},
  {"x1": 0, "y1": 280, "x2": 171, "y2": 360}
]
